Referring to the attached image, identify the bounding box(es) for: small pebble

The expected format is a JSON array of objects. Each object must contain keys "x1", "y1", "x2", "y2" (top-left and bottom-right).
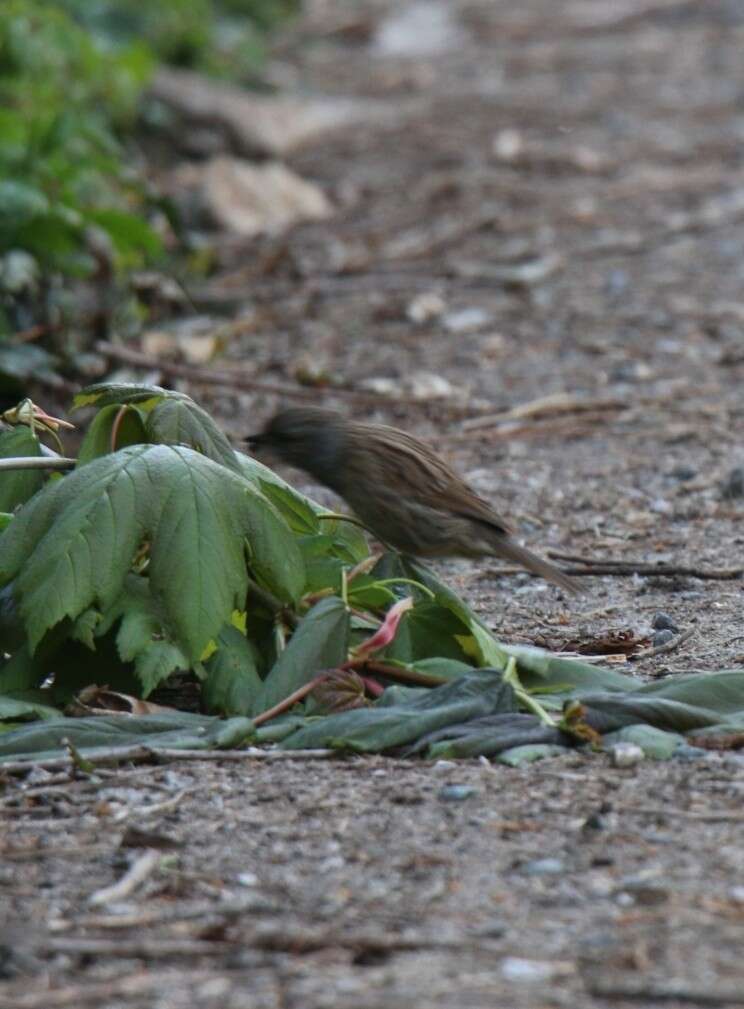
[
  {"x1": 729, "y1": 886, "x2": 744, "y2": 904},
  {"x1": 432, "y1": 760, "x2": 458, "y2": 773},
  {"x1": 721, "y1": 466, "x2": 744, "y2": 499},
  {"x1": 670, "y1": 464, "x2": 697, "y2": 481},
  {"x1": 443, "y1": 307, "x2": 491, "y2": 334},
  {"x1": 609, "y1": 742, "x2": 644, "y2": 767},
  {"x1": 652, "y1": 629, "x2": 676, "y2": 648},
  {"x1": 617, "y1": 877, "x2": 669, "y2": 906},
  {"x1": 652, "y1": 611, "x2": 679, "y2": 633},
  {"x1": 500, "y1": 957, "x2": 556, "y2": 983},
  {"x1": 472, "y1": 918, "x2": 507, "y2": 939},
  {"x1": 522, "y1": 857, "x2": 564, "y2": 876},
  {"x1": 438, "y1": 784, "x2": 477, "y2": 802}
]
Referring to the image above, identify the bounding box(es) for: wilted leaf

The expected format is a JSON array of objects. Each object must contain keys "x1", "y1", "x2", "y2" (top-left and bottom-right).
[{"x1": 281, "y1": 669, "x2": 513, "y2": 753}]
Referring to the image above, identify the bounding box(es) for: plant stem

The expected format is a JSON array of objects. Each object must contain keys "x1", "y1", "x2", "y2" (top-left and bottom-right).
[
  {"x1": 246, "y1": 579, "x2": 298, "y2": 629},
  {"x1": 502, "y1": 656, "x2": 556, "y2": 726},
  {"x1": 252, "y1": 674, "x2": 327, "y2": 727},
  {"x1": 0, "y1": 456, "x2": 76, "y2": 471},
  {"x1": 348, "y1": 659, "x2": 447, "y2": 687}
]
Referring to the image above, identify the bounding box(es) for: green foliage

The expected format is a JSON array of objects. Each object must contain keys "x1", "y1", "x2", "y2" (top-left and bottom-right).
[
  {"x1": 0, "y1": 1, "x2": 158, "y2": 289},
  {"x1": 56, "y1": 0, "x2": 300, "y2": 76},
  {"x1": 0, "y1": 385, "x2": 512, "y2": 721}
]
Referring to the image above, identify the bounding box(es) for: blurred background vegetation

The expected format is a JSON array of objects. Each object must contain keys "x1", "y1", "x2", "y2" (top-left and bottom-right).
[{"x1": 0, "y1": 0, "x2": 298, "y2": 395}]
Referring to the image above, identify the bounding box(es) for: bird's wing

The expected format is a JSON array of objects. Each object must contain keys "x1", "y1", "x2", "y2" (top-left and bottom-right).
[{"x1": 357, "y1": 423, "x2": 517, "y2": 537}]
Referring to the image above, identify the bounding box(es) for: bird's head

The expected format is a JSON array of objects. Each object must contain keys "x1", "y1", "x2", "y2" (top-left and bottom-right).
[{"x1": 247, "y1": 407, "x2": 347, "y2": 480}]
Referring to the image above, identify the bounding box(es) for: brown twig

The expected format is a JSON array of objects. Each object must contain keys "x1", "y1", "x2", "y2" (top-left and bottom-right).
[
  {"x1": 548, "y1": 551, "x2": 743, "y2": 581},
  {"x1": 585, "y1": 977, "x2": 744, "y2": 1005},
  {"x1": 251, "y1": 674, "x2": 328, "y2": 727},
  {"x1": 352, "y1": 659, "x2": 447, "y2": 688},
  {"x1": 95, "y1": 340, "x2": 458, "y2": 411}
]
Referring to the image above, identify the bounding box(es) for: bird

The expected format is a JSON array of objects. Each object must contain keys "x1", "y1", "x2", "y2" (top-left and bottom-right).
[{"x1": 248, "y1": 407, "x2": 579, "y2": 594}]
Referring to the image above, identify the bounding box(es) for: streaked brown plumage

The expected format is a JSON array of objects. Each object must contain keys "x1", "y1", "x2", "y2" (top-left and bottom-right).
[{"x1": 249, "y1": 407, "x2": 578, "y2": 594}]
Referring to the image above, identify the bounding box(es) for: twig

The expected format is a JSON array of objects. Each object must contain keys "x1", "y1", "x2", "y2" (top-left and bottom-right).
[
  {"x1": 461, "y1": 392, "x2": 627, "y2": 430},
  {"x1": 252, "y1": 675, "x2": 327, "y2": 727},
  {"x1": 0, "y1": 744, "x2": 335, "y2": 774},
  {"x1": 548, "y1": 551, "x2": 743, "y2": 581},
  {"x1": 633, "y1": 626, "x2": 695, "y2": 660},
  {"x1": 354, "y1": 659, "x2": 447, "y2": 687},
  {"x1": 621, "y1": 805, "x2": 744, "y2": 823},
  {"x1": 88, "y1": 849, "x2": 161, "y2": 906},
  {"x1": 0, "y1": 456, "x2": 76, "y2": 472},
  {"x1": 123, "y1": 787, "x2": 191, "y2": 820},
  {"x1": 585, "y1": 977, "x2": 744, "y2": 1004},
  {"x1": 46, "y1": 936, "x2": 235, "y2": 958},
  {"x1": 95, "y1": 340, "x2": 444, "y2": 410}
]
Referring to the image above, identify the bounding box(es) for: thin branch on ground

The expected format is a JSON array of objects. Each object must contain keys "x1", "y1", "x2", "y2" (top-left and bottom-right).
[
  {"x1": 548, "y1": 551, "x2": 743, "y2": 580},
  {"x1": 88, "y1": 849, "x2": 161, "y2": 907},
  {"x1": 95, "y1": 340, "x2": 466, "y2": 411}
]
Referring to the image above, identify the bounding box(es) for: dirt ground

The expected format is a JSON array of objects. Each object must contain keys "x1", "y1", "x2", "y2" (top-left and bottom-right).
[{"x1": 4, "y1": 1, "x2": 744, "y2": 1005}]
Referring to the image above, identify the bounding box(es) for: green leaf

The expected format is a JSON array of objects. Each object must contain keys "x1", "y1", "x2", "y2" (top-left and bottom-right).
[
  {"x1": 203, "y1": 625, "x2": 263, "y2": 716},
  {"x1": 86, "y1": 208, "x2": 163, "y2": 259},
  {"x1": 145, "y1": 397, "x2": 241, "y2": 473},
  {"x1": 0, "y1": 444, "x2": 304, "y2": 661},
  {"x1": 384, "y1": 602, "x2": 479, "y2": 665},
  {"x1": 238, "y1": 453, "x2": 319, "y2": 531},
  {"x1": 73, "y1": 382, "x2": 189, "y2": 411},
  {"x1": 0, "y1": 180, "x2": 49, "y2": 230},
  {"x1": 257, "y1": 479, "x2": 321, "y2": 535},
  {"x1": 135, "y1": 641, "x2": 190, "y2": 697},
  {"x1": 77, "y1": 403, "x2": 148, "y2": 464},
  {"x1": 253, "y1": 596, "x2": 349, "y2": 716},
  {"x1": 0, "y1": 425, "x2": 44, "y2": 510},
  {"x1": 0, "y1": 695, "x2": 61, "y2": 723},
  {"x1": 373, "y1": 555, "x2": 507, "y2": 668}
]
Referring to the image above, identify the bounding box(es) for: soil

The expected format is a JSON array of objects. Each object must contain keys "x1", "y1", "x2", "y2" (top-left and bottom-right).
[{"x1": 4, "y1": 1, "x2": 744, "y2": 1006}]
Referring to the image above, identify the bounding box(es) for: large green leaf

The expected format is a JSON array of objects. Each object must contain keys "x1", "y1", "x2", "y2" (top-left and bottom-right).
[
  {"x1": 145, "y1": 397, "x2": 241, "y2": 473},
  {"x1": 0, "y1": 444, "x2": 304, "y2": 661},
  {"x1": 252, "y1": 596, "x2": 349, "y2": 716},
  {"x1": 203, "y1": 625, "x2": 264, "y2": 716},
  {"x1": 0, "y1": 425, "x2": 44, "y2": 510}
]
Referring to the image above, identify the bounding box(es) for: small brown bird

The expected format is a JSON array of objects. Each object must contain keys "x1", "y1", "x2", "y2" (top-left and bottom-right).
[{"x1": 249, "y1": 407, "x2": 578, "y2": 594}]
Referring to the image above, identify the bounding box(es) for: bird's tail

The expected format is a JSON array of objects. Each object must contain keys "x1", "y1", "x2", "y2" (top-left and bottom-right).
[{"x1": 492, "y1": 537, "x2": 581, "y2": 595}]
